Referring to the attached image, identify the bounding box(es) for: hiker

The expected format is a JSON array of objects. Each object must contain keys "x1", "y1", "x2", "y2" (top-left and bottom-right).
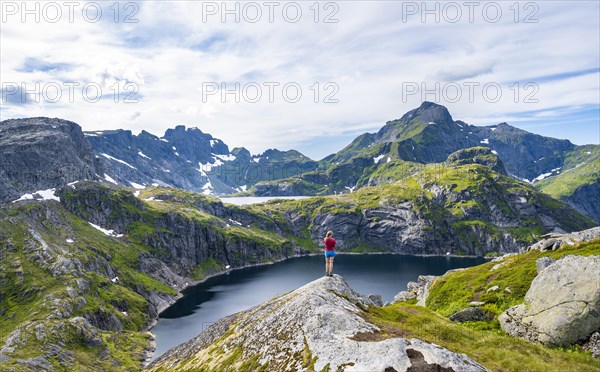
[{"x1": 324, "y1": 231, "x2": 336, "y2": 277}]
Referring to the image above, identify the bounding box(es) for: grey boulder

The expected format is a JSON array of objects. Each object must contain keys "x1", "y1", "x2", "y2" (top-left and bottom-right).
[
  {"x1": 499, "y1": 255, "x2": 600, "y2": 346},
  {"x1": 449, "y1": 307, "x2": 488, "y2": 323}
]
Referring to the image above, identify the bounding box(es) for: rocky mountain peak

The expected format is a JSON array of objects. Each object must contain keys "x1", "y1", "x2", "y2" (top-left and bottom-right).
[
  {"x1": 401, "y1": 101, "x2": 454, "y2": 125},
  {"x1": 0, "y1": 117, "x2": 102, "y2": 203}
]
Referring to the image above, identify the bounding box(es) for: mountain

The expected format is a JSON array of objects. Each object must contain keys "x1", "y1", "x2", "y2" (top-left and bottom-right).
[
  {"x1": 0, "y1": 182, "x2": 308, "y2": 370},
  {"x1": 0, "y1": 117, "x2": 103, "y2": 203},
  {"x1": 325, "y1": 101, "x2": 575, "y2": 181},
  {"x1": 0, "y1": 118, "x2": 316, "y2": 200},
  {"x1": 248, "y1": 102, "x2": 600, "y2": 223},
  {"x1": 86, "y1": 125, "x2": 317, "y2": 195}
]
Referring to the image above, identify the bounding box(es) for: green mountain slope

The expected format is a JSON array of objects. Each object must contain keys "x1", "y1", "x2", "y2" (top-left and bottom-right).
[
  {"x1": 0, "y1": 184, "x2": 307, "y2": 370},
  {"x1": 535, "y1": 145, "x2": 600, "y2": 223}
]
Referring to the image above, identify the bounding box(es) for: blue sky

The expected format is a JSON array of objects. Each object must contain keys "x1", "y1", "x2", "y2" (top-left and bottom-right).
[{"x1": 1, "y1": 1, "x2": 599, "y2": 160}]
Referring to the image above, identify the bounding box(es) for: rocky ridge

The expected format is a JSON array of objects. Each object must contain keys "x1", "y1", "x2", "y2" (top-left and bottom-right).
[{"x1": 148, "y1": 275, "x2": 489, "y2": 372}]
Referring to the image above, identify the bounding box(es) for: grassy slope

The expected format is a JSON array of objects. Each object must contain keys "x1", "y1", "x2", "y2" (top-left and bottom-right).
[
  {"x1": 536, "y1": 145, "x2": 600, "y2": 198},
  {"x1": 366, "y1": 238, "x2": 600, "y2": 371}
]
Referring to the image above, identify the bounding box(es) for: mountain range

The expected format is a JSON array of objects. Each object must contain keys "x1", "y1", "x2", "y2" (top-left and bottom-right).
[{"x1": 2, "y1": 102, "x2": 598, "y2": 222}]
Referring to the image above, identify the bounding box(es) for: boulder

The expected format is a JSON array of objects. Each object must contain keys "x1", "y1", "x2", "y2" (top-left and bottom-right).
[
  {"x1": 499, "y1": 255, "x2": 600, "y2": 346},
  {"x1": 485, "y1": 286, "x2": 499, "y2": 293},
  {"x1": 449, "y1": 307, "x2": 487, "y2": 323},
  {"x1": 391, "y1": 275, "x2": 437, "y2": 306},
  {"x1": 528, "y1": 226, "x2": 600, "y2": 252}
]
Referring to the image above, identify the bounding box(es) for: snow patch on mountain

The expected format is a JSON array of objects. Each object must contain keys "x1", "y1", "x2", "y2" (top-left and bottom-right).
[
  {"x1": 12, "y1": 188, "x2": 60, "y2": 203},
  {"x1": 89, "y1": 222, "x2": 123, "y2": 238},
  {"x1": 138, "y1": 151, "x2": 151, "y2": 160},
  {"x1": 101, "y1": 153, "x2": 137, "y2": 169}
]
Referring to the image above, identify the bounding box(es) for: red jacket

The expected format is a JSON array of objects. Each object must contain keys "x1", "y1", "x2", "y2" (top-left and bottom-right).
[{"x1": 324, "y1": 237, "x2": 336, "y2": 251}]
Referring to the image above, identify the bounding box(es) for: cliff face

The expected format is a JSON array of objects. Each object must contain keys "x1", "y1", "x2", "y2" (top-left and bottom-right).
[
  {"x1": 0, "y1": 117, "x2": 102, "y2": 203},
  {"x1": 561, "y1": 182, "x2": 600, "y2": 224},
  {"x1": 257, "y1": 163, "x2": 596, "y2": 256},
  {"x1": 148, "y1": 275, "x2": 489, "y2": 372}
]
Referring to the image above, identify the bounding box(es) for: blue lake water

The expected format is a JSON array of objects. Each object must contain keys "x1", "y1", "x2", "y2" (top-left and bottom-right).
[
  {"x1": 219, "y1": 195, "x2": 310, "y2": 205},
  {"x1": 151, "y1": 254, "x2": 486, "y2": 359}
]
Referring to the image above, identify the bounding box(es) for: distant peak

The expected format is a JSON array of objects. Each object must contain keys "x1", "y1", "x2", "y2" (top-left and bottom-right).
[
  {"x1": 399, "y1": 102, "x2": 453, "y2": 125},
  {"x1": 419, "y1": 101, "x2": 446, "y2": 109}
]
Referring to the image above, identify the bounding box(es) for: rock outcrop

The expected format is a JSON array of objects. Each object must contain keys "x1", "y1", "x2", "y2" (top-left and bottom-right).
[
  {"x1": 499, "y1": 255, "x2": 600, "y2": 346},
  {"x1": 0, "y1": 117, "x2": 102, "y2": 203},
  {"x1": 391, "y1": 275, "x2": 437, "y2": 306},
  {"x1": 449, "y1": 307, "x2": 487, "y2": 323},
  {"x1": 149, "y1": 275, "x2": 488, "y2": 371},
  {"x1": 446, "y1": 147, "x2": 507, "y2": 175},
  {"x1": 528, "y1": 226, "x2": 600, "y2": 252}
]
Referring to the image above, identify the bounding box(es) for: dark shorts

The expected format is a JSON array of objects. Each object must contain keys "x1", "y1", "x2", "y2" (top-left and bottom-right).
[{"x1": 325, "y1": 250, "x2": 336, "y2": 258}]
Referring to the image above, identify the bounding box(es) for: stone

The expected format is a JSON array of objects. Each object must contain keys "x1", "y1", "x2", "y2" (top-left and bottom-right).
[
  {"x1": 581, "y1": 332, "x2": 600, "y2": 359},
  {"x1": 528, "y1": 227, "x2": 600, "y2": 252},
  {"x1": 391, "y1": 275, "x2": 437, "y2": 307},
  {"x1": 449, "y1": 307, "x2": 487, "y2": 323},
  {"x1": 367, "y1": 294, "x2": 384, "y2": 307},
  {"x1": 535, "y1": 256, "x2": 555, "y2": 273},
  {"x1": 469, "y1": 301, "x2": 485, "y2": 306},
  {"x1": 499, "y1": 255, "x2": 600, "y2": 346},
  {"x1": 486, "y1": 285, "x2": 500, "y2": 293},
  {"x1": 16, "y1": 356, "x2": 55, "y2": 371}
]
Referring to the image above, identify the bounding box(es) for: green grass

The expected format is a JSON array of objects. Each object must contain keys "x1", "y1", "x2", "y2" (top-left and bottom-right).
[
  {"x1": 365, "y1": 303, "x2": 600, "y2": 372},
  {"x1": 426, "y1": 238, "x2": 600, "y2": 320},
  {"x1": 193, "y1": 257, "x2": 223, "y2": 280}
]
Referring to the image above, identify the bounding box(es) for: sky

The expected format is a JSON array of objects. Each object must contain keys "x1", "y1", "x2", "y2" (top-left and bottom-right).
[{"x1": 1, "y1": 0, "x2": 599, "y2": 160}]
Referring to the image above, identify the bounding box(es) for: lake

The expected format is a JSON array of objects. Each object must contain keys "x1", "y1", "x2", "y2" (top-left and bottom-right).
[
  {"x1": 219, "y1": 195, "x2": 310, "y2": 205},
  {"x1": 151, "y1": 253, "x2": 486, "y2": 360}
]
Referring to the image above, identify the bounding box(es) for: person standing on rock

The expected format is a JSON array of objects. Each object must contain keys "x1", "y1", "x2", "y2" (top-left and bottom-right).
[{"x1": 324, "y1": 231, "x2": 336, "y2": 277}]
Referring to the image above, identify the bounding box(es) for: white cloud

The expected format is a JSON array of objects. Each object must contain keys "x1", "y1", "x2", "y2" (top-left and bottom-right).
[{"x1": 1, "y1": 1, "x2": 598, "y2": 159}]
